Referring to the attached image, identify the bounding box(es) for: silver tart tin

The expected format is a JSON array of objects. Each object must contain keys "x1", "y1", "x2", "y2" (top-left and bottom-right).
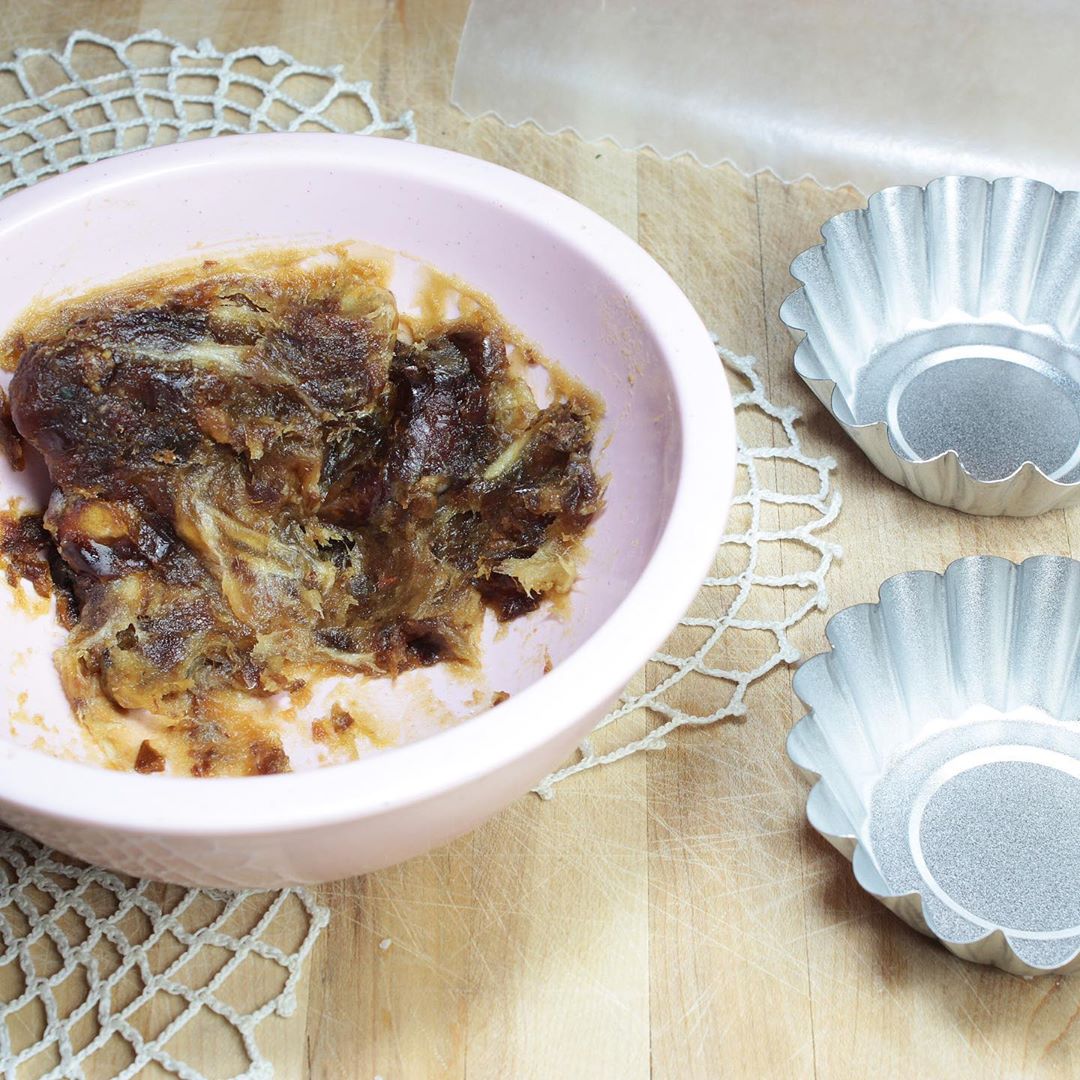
[
  {"x1": 788, "y1": 555, "x2": 1080, "y2": 976},
  {"x1": 780, "y1": 176, "x2": 1080, "y2": 516}
]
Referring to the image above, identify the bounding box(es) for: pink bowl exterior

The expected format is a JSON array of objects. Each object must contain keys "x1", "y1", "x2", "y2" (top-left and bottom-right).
[
  {"x1": 0, "y1": 695, "x2": 619, "y2": 888},
  {"x1": 0, "y1": 134, "x2": 734, "y2": 886}
]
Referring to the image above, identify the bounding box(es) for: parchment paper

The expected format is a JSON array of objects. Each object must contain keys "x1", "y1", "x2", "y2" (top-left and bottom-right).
[{"x1": 453, "y1": 0, "x2": 1080, "y2": 193}]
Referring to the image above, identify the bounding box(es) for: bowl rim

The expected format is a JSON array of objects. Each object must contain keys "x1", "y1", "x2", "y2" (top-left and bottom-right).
[{"x1": 0, "y1": 132, "x2": 735, "y2": 835}]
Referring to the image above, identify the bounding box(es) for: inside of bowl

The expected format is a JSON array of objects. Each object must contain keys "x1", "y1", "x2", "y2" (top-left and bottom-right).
[{"x1": 0, "y1": 141, "x2": 681, "y2": 771}]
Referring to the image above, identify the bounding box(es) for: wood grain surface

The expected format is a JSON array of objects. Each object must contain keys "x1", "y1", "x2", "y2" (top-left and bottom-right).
[{"x1": 2, "y1": 2, "x2": 1079, "y2": 1077}]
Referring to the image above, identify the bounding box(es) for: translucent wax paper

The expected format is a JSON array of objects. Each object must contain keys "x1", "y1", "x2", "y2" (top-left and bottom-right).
[{"x1": 452, "y1": 0, "x2": 1080, "y2": 193}]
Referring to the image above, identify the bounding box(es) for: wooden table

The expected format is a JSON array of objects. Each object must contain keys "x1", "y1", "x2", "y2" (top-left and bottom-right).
[{"x1": 4, "y1": 2, "x2": 1080, "y2": 1077}]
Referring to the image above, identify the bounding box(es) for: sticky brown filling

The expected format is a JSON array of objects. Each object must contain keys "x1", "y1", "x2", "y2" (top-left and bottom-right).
[{"x1": 0, "y1": 252, "x2": 603, "y2": 776}]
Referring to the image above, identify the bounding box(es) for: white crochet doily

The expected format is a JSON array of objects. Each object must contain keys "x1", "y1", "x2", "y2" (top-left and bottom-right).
[
  {"x1": 536, "y1": 344, "x2": 842, "y2": 796},
  {"x1": 0, "y1": 832, "x2": 327, "y2": 1080},
  {"x1": 0, "y1": 28, "x2": 414, "y2": 199},
  {"x1": 0, "y1": 28, "x2": 841, "y2": 1080}
]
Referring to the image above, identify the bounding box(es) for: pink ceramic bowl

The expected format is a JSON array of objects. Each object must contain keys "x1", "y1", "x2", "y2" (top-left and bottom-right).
[{"x1": 0, "y1": 134, "x2": 734, "y2": 886}]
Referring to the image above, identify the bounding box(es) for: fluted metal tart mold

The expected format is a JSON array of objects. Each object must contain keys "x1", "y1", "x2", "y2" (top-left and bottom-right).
[
  {"x1": 789, "y1": 555, "x2": 1080, "y2": 976},
  {"x1": 780, "y1": 176, "x2": 1080, "y2": 516}
]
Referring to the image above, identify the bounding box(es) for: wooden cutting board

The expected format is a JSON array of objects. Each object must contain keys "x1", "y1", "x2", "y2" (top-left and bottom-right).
[{"x1": 4, "y1": 2, "x2": 1080, "y2": 1076}]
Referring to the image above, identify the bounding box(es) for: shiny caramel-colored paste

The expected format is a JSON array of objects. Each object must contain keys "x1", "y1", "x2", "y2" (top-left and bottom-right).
[{"x1": 0, "y1": 249, "x2": 603, "y2": 776}]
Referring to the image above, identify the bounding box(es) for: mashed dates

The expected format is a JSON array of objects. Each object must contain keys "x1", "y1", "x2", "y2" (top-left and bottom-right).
[{"x1": 0, "y1": 251, "x2": 603, "y2": 775}]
